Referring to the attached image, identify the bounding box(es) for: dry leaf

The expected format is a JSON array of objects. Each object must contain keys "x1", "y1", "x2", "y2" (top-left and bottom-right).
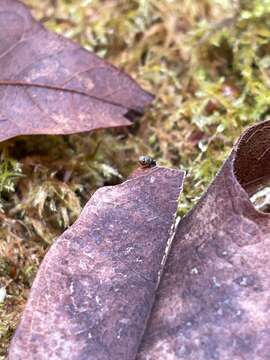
[
  {"x1": 8, "y1": 120, "x2": 270, "y2": 359},
  {"x1": 9, "y1": 166, "x2": 184, "y2": 360},
  {"x1": 0, "y1": 0, "x2": 153, "y2": 141},
  {"x1": 138, "y1": 120, "x2": 270, "y2": 360}
]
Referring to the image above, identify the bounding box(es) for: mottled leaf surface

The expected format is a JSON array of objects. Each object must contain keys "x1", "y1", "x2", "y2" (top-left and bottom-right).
[
  {"x1": 9, "y1": 166, "x2": 184, "y2": 360},
  {"x1": 0, "y1": 0, "x2": 153, "y2": 141},
  {"x1": 138, "y1": 121, "x2": 270, "y2": 360}
]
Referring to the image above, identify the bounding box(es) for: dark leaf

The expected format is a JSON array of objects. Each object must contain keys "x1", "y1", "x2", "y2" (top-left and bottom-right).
[
  {"x1": 138, "y1": 120, "x2": 270, "y2": 360},
  {"x1": 0, "y1": 0, "x2": 153, "y2": 141},
  {"x1": 9, "y1": 166, "x2": 184, "y2": 360}
]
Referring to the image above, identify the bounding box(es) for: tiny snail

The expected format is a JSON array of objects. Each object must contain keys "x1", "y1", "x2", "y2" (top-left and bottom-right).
[{"x1": 138, "y1": 155, "x2": 156, "y2": 168}]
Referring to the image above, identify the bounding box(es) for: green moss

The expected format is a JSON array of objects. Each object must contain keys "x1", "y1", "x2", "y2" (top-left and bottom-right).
[
  {"x1": 2, "y1": 0, "x2": 270, "y2": 355},
  {"x1": 0, "y1": 151, "x2": 22, "y2": 212}
]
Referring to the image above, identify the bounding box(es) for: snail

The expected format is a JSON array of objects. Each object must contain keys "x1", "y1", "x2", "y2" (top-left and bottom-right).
[{"x1": 138, "y1": 155, "x2": 156, "y2": 168}]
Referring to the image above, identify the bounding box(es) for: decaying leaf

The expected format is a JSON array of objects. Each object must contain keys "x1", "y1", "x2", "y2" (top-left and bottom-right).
[
  {"x1": 8, "y1": 166, "x2": 184, "y2": 360},
  {"x1": 8, "y1": 120, "x2": 270, "y2": 360},
  {"x1": 0, "y1": 0, "x2": 153, "y2": 142},
  {"x1": 138, "y1": 120, "x2": 270, "y2": 360}
]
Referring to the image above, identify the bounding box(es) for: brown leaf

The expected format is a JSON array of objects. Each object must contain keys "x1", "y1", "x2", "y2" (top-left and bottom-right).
[
  {"x1": 138, "y1": 120, "x2": 270, "y2": 359},
  {"x1": 0, "y1": 0, "x2": 153, "y2": 141},
  {"x1": 9, "y1": 166, "x2": 184, "y2": 360}
]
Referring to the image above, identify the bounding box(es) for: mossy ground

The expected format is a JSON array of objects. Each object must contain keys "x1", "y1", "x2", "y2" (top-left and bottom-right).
[{"x1": 1, "y1": 0, "x2": 270, "y2": 356}]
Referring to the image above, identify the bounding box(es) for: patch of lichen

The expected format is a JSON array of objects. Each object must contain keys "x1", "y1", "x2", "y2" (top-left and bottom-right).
[{"x1": 2, "y1": 0, "x2": 270, "y2": 356}]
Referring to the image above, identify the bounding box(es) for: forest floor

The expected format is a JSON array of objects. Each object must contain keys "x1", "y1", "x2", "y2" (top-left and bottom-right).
[{"x1": 1, "y1": 0, "x2": 270, "y2": 357}]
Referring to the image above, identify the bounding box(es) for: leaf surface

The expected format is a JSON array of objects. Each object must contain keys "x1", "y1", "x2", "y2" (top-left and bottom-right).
[
  {"x1": 9, "y1": 166, "x2": 184, "y2": 360},
  {"x1": 0, "y1": 0, "x2": 153, "y2": 141},
  {"x1": 138, "y1": 120, "x2": 270, "y2": 360}
]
